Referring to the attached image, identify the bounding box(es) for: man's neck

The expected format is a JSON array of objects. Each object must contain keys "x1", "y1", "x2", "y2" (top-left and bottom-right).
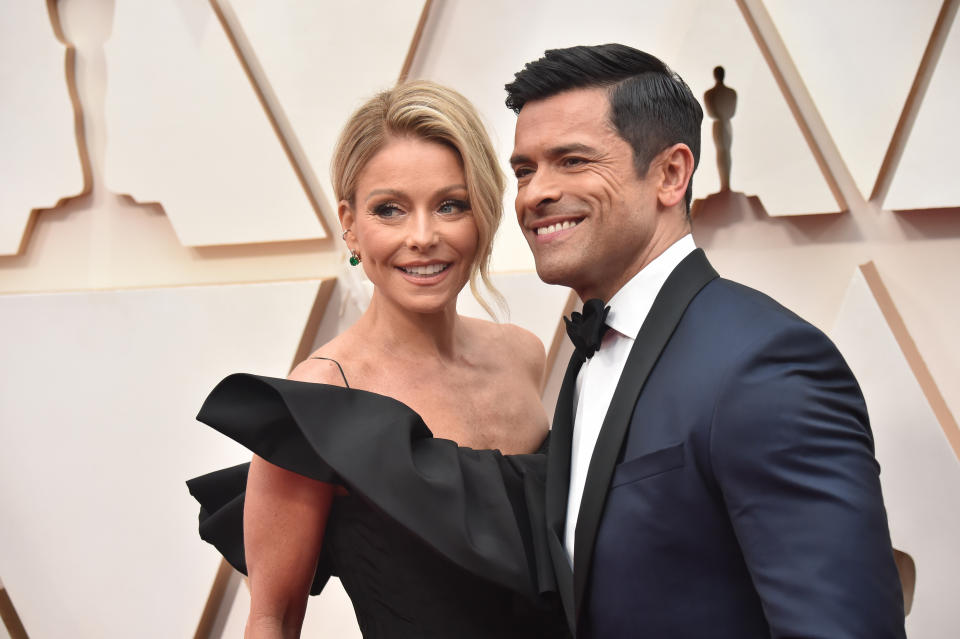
[{"x1": 576, "y1": 226, "x2": 691, "y2": 302}]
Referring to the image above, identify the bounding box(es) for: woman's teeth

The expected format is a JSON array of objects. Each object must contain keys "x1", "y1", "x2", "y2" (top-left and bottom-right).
[
  {"x1": 402, "y1": 263, "x2": 449, "y2": 276},
  {"x1": 536, "y1": 220, "x2": 579, "y2": 236}
]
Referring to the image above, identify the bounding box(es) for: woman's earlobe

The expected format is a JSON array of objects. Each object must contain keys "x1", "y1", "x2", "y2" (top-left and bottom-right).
[{"x1": 338, "y1": 201, "x2": 359, "y2": 264}]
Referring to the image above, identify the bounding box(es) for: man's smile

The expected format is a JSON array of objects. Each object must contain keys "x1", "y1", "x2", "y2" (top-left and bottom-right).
[{"x1": 536, "y1": 219, "x2": 582, "y2": 236}]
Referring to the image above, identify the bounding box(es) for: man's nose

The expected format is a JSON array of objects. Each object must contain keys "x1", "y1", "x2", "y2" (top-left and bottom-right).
[{"x1": 518, "y1": 168, "x2": 561, "y2": 213}]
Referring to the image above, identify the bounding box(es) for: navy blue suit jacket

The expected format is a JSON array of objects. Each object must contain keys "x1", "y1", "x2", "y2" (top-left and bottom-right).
[{"x1": 547, "y1": 250, "x2": 905, "y2": 638}]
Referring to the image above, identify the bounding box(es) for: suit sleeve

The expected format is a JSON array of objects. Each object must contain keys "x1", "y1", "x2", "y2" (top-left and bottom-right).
[{"x1": 709, "y1": 321, "x2": 906, "y2": 638}]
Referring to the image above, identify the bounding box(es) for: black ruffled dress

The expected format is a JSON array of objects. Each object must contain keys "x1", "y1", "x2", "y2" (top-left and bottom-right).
[{"x1": 187, "y1": 373, "x2": 569, "y2": 638}]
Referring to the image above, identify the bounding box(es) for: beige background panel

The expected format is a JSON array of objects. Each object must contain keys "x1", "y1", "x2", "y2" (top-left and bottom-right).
[
  {"x1": 224, "y1": 0, "x2": 426, "y2": 228},
  {"x1": 861, "y1": 261, "x2": 960, "y2": 459},
  {"x1": 667, "y1": 0, "x2": 838, "y2": 215},
  {"x1": 0, "y1": 280, "x2": 325, "y2": 638},
  {"x1": 103, "y1": 2, "x2": 325, "y2": 246},
  {"x1": 0, "y1": 3, "x2": 84, "y2": 256},
  {"x1": 1, "y1": 3, "x2": 959, "y2": 633},
  {"x1": 0, "y1": 198, "x2": 332, "y2": 293},
  {"x1": 886, "y1": 5, "x2": 960, "y2": 211},
  {"x1": 862, "y1": 241, "x2": 960, "y2": 449},
  {"x1": 831, "y1": 266, "x2": 960, "y2": 637},
  {"x1": 764, "y1": 0, "x2": 942, "y2": 201}
]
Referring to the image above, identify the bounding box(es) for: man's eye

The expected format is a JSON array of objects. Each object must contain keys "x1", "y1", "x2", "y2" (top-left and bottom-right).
[
  {"x1": 372, "y1": 203, "x2": 404, "y2": 218},
  {"x1": 562, "y1": 157, "x2": 586, "y2": 167},
  {"x1": 514, "y1": 166, "x2": 533, "y2": 179},
  {"x1": 438, "y1": 199, "x2": 470, "y2": 215}
]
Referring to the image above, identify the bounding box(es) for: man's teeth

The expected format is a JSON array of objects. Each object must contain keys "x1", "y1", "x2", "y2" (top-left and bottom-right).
[
  {"x1": 536, "y1": 220, "x2": 579, "y2": 236},
  {"x1": 402, "y1": 263, "x2": 449, "y2": 276}
]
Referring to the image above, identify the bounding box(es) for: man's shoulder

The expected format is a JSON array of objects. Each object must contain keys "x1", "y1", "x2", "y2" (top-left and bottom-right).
[
  {"x1": 676, "y1": 278, "x2": 861, "y2": 412},
  {"x1": 677, "y1": 276, "x2": 837, "y2": 360},
  {"x1": 695, "y1": 276, "x2": 808, "y2": 328}
]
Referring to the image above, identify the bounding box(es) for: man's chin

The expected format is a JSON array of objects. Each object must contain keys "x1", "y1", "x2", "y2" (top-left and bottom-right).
[{"x1": 533, "y1": 260, "x2": 581, "y2": 290}]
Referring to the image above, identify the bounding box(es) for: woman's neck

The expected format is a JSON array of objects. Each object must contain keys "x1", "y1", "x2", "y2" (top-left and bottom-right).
[{"x1": 354, "y1": 291, "x2": 464, "y2": 362}]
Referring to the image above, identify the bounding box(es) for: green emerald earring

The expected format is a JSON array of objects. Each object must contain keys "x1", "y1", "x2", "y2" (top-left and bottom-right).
[{"x1": 342, "y1": 229, "x2": 360, "y2": 266}]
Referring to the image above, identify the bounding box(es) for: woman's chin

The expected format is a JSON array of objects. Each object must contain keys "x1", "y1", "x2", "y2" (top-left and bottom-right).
[
  {"x1": 371, "y1": 273, "x2": 469, "y2": 316},
  {"x1": 370, "y1": 288, "x2": 460, "y2": 316},
  {"x1": 401, "y1": 296, "x2": 460, "y2": 316}
]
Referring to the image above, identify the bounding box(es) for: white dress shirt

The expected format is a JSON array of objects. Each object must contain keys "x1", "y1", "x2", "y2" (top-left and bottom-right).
[{"x1": 564, "y1": 234, "x2": 697, "y2": 565}]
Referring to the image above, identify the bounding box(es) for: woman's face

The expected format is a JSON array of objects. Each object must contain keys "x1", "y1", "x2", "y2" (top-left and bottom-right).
[{"x1": 341, "y1": 136, "x2": 479, "y2": 315}]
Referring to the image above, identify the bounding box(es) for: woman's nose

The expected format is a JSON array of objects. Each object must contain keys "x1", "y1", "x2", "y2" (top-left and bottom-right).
[{"x1": 405, "y1": 211, "x2": 439, "y2": 250}]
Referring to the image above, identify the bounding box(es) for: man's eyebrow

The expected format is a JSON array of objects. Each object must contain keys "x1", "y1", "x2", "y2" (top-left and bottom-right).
[
  {"x1": 509, "y1": 143, "x2": 598, "y2": 167},
  {"x1": 549, "y1": 143, "x2": 596, "y2": 157},
  {"x1": 509, "y1": 153, "x2": 530, "y2": 167}
]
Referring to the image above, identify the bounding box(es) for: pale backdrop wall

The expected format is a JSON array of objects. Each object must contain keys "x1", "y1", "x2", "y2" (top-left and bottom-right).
[{"x1": 1, "y1": 1, "x2": 958, "y2": 637}]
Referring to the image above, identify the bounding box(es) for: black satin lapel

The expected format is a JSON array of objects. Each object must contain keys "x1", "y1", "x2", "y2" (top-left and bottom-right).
[
  {"x1": 549, "y1": 531, "x2": 577, "y2": 631},
  {"x1": 546, "y1": 351, "x2": 583, "y2": 630},
  {"x1": 547, "y1": 352, "x2": 583, "y2": 530},
  {"x1": 572, "y1": 249, "x2": 719, "y2": 619}
]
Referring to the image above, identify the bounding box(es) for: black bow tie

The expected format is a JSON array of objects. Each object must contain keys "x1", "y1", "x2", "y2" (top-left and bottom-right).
[{"x1": 564, "y1": 298, "x2": 611, "y2": 360}]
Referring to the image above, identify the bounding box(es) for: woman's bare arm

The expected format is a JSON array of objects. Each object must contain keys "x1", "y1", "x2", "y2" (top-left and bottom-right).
[
  {"x1": 244, "y1": 359, "x2": 345, "y2": 639},
  {"x1": 244, "y1": 455, "x2": 333, "y2": 639}
]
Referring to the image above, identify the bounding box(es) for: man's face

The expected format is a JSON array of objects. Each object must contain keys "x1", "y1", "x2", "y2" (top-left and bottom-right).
[{"x1": 510, "y1": 88, "x2": 662, "y2": 302}]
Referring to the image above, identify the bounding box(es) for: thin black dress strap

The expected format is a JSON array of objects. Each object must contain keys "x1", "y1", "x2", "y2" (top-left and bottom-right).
[{"x1": 309, "y1": 356, "x2": 350, "y2": 389}]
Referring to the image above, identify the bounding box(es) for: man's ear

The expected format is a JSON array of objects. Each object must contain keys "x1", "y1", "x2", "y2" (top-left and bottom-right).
[
  {"x1": 655, "y1": 143, "x2": 695, "y2": 209},
  {"x1": 338, "y1": 200, "x2": 356, "y2": 247}
]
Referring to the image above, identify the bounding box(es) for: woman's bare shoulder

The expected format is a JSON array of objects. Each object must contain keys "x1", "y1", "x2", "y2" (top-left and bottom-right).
[
  {"x1": 463, "y1": 317, "x2": 546, "y2": 379},
  {"x1": 288, "y1": 335, "x2": 354, "y2": 387}
]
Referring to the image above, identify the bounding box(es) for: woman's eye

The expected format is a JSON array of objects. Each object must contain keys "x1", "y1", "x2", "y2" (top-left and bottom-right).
[
  {"x1": 437, "y1": 199, "x2": 470, "y2": 215},
  {"x1": 372, "y1": 203, "x2": 404, "y2": 218}
]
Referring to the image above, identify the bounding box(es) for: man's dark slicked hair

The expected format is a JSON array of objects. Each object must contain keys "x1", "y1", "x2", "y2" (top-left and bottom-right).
[{"x1": 505, "y1": 44, "x2": 703, "y2": 212}]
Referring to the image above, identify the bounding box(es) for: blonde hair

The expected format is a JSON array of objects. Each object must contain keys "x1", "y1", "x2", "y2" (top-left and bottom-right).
[{"x1": 331, "y1": 81, "x2": 506, "y2": 318}]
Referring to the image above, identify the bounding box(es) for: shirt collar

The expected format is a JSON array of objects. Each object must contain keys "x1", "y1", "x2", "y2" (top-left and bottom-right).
[{"x1": 605, "y1": 234, "x2": 697, "y2": 340}]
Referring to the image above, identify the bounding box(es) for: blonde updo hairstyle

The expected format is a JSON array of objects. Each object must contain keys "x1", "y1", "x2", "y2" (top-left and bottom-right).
[{"x1": 332, "y1": 81, "x2": 506, "y2": 317}]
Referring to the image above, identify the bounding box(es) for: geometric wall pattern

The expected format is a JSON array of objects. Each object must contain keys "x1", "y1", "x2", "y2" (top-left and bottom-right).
[
  {"x1": 669, "y1": 0, "x2": 838, "y2": 215},
  {"x1": 3, "y1": 0, "x2": 956, "y2": 263},
  {"x1": 225, "y1": 0, "x2": 426, "y2": 225},
  {"x1": 2, "y1": 1, "x2": 959, "y2": 636},
  {"x1": 0, "y1": 280, "x2": 327, "y2": 638},
  {"x1": 104, "y1": 3, "x2": 328, "y2": 246},
  {"x1": 765, "y1": 0, "x2": 944, "y2": 203},
  {"x1": 102, "y1": 0, "x2": 425, "y2": 248},
  {"x1": 0, "y1": 4, "x2": 84, "y2": 256},
  {"x1": 886, "y1": 3, "x2": 960, "y2": 211}
]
